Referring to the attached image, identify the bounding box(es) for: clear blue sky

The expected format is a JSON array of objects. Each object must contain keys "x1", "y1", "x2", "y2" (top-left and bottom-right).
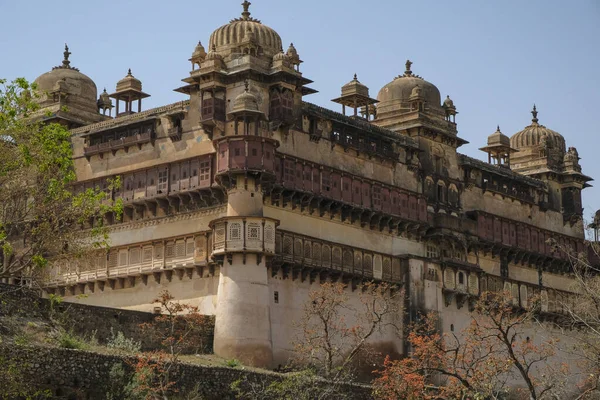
[{"x1": 1, "y1": 0, "x2": 599, "y2": 219}]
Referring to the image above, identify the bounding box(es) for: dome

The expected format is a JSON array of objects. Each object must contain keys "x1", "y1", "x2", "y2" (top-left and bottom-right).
[
  {"x1": 443, "y1": 95, "x2": 454, "y2": 108},
  {"x1": 487, "y1": 126, "x2": 511, "y2": 147},
  {"x1": 209, "y1": 1, "x2": 282, "y2": 59},
  {"x1": 341, "y1": 74, "x2": 369, "y2": 98},
  {"x1": 97, "y1": 88, "x2": 112, "y2": 109},
  {"x1": 206, "y1": 44, "x2": 223, "y2": 61},
  {"x1": 191, "y1": 41, "x2": 207, "y2": 61},
  {"x1": 273, "y1": 47, "x2": 287, "y2": 62},
  {"x1": 34, "y1": 44, "x2": 98, "y2": 114},
  {"x1": 231, "y1": 81, "x2": 262, "y2": 115},
  {"x1": 376, "y1": 60, "x2": 442, "y2": 110},
  {"x1": 116, "y1": 69, "x2": 142, "y2": 92},
  {"x1": 510, "y1": 105, "x2": 566, "y2": 153}
]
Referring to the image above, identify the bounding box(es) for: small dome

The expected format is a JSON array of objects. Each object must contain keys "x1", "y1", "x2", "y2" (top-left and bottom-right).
[
  {"x1": 97, "y1": 88, "x2": 112, "y2": 108},
  {"x1": 286, "y1": 43, "x2": 298, "y2": 58},
  {"x1": 510, "y1": 105, "x2": 566, "y2": 153},
  {"x1": 377, "y1": 60, "x2": 442, "y2": 111},
  {"x1": 209, "y1": 1, "x2": 282, "y2": 59},
  {"x1": 34, "y1": 44, "x2": 98, "y2": 114},
  {"x1": 206, "y1": 44, "x2": 224, "y2": 61},
  {"x1": 273, "y1": 47, "x2": 287, "y2": 62},
  {"x1": 443, "y1": 95, "x2": 454, "y2": 108},
  {"x1": 341, "y1": 74, "x2": 369, "y2": 98},
  {"x1": 231, "y1": 81, "x2": 261, "y2": 114},
  {"x1": 191, "y1": 41, "x2": 206, "y2": 60},
  {"x1": 487, "y1": 126, "x2": 511, "y2": 147},
  {"x1": 116, "y1": 69, "x2": 142, "y2": 92}
]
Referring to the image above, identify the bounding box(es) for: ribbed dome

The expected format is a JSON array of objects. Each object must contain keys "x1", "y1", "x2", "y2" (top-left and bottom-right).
[
  {"x1": 377, "y1": 60, "x2": 441, "y2": 109},
  {"x1": 510, "y1": 105, "x2": 566, "y2": 153},
  {"x1": 34, "y1": 45, "x2": 98, "y2": 114},
  {"x1": 209, "y1": 1, "x2": 282, "y2": 58}
]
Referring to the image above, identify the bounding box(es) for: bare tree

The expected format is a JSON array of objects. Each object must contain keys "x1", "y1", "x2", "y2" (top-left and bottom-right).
[
  {"x1": 293, "y1": 281, "x2": 403, "y2": 380},
  {"x1": 374, "y1": 291, "x2": 570, "y2": 400}
]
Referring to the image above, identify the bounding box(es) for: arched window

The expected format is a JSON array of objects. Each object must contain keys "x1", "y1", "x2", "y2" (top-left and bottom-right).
[{"x1": 458, "y1": 272, "x2": 464, "y2": 285}]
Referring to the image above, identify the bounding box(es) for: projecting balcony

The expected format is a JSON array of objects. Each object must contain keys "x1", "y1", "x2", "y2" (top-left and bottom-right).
[
  {"x1": 200, "y1": 98, "x2": 226, "y2": 126},
  {"x1": 83, "y1": 131, "x2": 153, "y2": 159},
  {"x1": 168, "y1": 127, "x2": 182, "y2": 141}
]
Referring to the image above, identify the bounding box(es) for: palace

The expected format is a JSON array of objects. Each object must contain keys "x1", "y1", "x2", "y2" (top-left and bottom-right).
[{"x1": 29, "y1": 2, "x2": 592, "y2": 368}]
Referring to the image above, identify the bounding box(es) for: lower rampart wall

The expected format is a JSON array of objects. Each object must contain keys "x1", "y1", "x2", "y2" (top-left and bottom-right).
[{"x1": 0, "y1": 346, "x2": 373, "y2": 400}]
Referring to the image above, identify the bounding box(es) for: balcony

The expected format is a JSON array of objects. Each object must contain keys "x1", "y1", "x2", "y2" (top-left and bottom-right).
[
  {"x1": 210, "y1": 217, "x2": 278, "y2": 258},
  {"x1": 201, "y1": 98, "x2": 226, "y2": 125},
  {"x1": 84, "y1": 132, "x2": 154, "y2": 158},
  {"x1": 168, "y1": 127, "x2": 182, "y2": 141},
  {"x1": 272, "y1": 230, "x2": 405, "y2": 285}
]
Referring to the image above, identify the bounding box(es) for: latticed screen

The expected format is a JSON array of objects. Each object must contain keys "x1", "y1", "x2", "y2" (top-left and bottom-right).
[{"x1": 229, "y1": 223, "x2": 242, "y2": 241}]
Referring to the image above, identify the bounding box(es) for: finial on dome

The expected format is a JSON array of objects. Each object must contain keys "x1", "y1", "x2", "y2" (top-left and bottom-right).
[
  {"x1": 531, "y1": 104, "x2": 538, "y2": 124},
  {"x1": 62, "y1": 43, "x2": 71, "y2": 68},
  {"x1": 497, "y1": 125, "x2": 501, "y2": 132},
  {"x1": 353, "y1": 73, "x2": 358, "y2": 81},
  {"x1": 127, "y1": 68, "x2": 132, "y2": 76},
  {"x1": 405, "y1": 60, "x2": 413, "y2": 76},
  {"x1": 241, "y1": 0, "x2": 251, "y2": 20}
]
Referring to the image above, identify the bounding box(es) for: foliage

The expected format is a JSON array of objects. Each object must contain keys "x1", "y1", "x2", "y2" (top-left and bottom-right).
[
  {"x1": 128, "y1": 291, "x2": 212, "y2": 399},
  {"x1": 224, "y1": 358, "x2": 241, "y2": 368},
  {"x1": 141, "y1": 290, "x2": 212, "y2": 357},
  {"x1": 107, "y1": 327, "x2": 142, "y2": 353},
  {"x1": 556, "y1": 239, "x2": 600, "y2": 398},
  {"x1": 56, "y1": 329, "x2": 88, "y2": 350},
  {"x1": 373, "y1": 291, "x2": 568, "y2": 400},
  {"x1": 125, "y1": 351, "x2": 178, "y2": 400},
  {"x1": 106, "y1": 362, "x2": 131, "y2": 400},
  {"x1": 0, "y1": 355, "x2": 51, "y2": 399},
  {"x1": 0, "y1": 78, "x2": 122, "y2": 285},
  {"x1": 293, "y1": 281, "x2": 402, "y2": 379},
  {"x1": 231, "y1": 368, "x2": 358, "y2": 400}
]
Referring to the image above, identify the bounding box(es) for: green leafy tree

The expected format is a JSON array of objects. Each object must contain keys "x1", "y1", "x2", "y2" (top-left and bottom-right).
[{"x1": 0, "y1": 78, "x2": 122, "y2": 285}]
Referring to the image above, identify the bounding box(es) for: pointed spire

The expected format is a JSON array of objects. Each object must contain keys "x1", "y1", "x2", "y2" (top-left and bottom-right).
[
  {"x1": 241, "y1": 0, "x2": 251, "y2": 20},
  {"x1": 62, "y1": 43, "x2": 71, "y2": 68},
  {"x1": 531, "y1": 104, "x2": 539, "y2": 124},
  {"x1": 405, "y1": 59, "x2": 413, "y2": 76}
]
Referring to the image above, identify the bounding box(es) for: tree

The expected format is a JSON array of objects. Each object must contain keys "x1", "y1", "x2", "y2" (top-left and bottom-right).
[
  {"x1": 0, "y1": 78, "x2": 121, "y2": 286},
  {"x1": 293, "y1": 281, "x2": 403, "y2": 380},
  {"x1": 556, "y1": 239, "x2": 600, "y2": 398},
  {"x1": 373, "y1": 291, "x2": 569, "y2": 400},
  {"x1": 232, "y1": 281, "x2": 402, "y2": 400},
  {"x1": 131, "y1": 290, "x2": 212, "y2": 399}
]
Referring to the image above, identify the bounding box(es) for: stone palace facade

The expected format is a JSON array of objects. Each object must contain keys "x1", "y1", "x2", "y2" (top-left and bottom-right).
[{"x1": 28, "y1": 2, "x2": 592, "y2": 368}]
